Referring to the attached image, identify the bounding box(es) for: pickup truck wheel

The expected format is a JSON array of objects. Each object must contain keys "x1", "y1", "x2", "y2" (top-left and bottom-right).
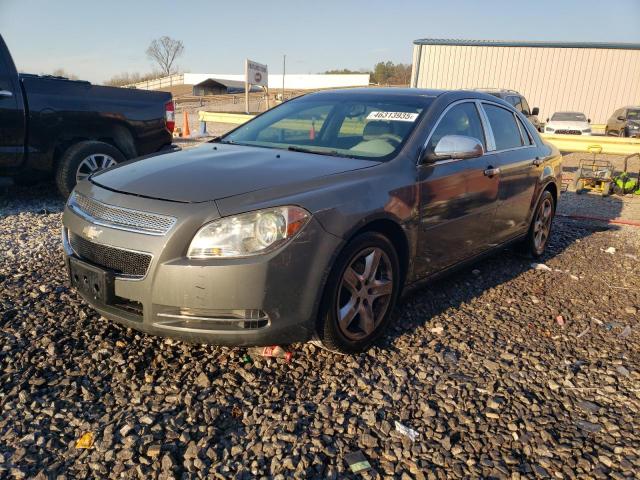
[
  {"x1": 317, "y1": 232, "x2": 400, "y2": 354},
  {"x1": 56, "y1": 141, "x2": 125, "y2": 197}
]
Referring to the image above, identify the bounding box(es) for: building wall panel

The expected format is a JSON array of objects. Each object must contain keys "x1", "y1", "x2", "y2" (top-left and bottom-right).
[{"x1": 412, "y1": 43, "x2": 640, "y2": 124}]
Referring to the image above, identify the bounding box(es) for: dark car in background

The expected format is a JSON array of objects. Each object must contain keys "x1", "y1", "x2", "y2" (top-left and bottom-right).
[
  {"x1": 0, "y1": 34, "x2": 175, "y2": 196},
  {"x1": 62, "y1": 88, "x2": 561, "y2": 353},
  {"x1": 606, "y1": 106, "x2": 640, "y2": 138},
  {"x1": 476, "y1": 89, "x2": 543, "y2": 132}
]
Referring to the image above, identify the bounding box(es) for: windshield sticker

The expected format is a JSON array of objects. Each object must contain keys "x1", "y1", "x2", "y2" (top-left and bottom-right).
[{"x1": 367, "y1": 111, "x2": 419, "y2": 122}]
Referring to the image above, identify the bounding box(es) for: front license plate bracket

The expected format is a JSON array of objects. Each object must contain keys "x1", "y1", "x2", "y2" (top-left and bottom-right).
[{"x1": 69, "y1": 257, "x2": 115, "y2": 304}]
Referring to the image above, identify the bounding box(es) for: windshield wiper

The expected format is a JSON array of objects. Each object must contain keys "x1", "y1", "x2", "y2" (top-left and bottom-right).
[{"x1": 287, "y1": 146, "x2": 354, "y2": 158}]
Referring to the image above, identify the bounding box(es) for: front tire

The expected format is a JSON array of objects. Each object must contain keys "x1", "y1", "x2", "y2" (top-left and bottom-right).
[
  {"x1": 519, "y1": 190, "x2": 556, "y2": 257},
  {"x1": 317, "y1": 232, "x2": 401, "y2": 354},
  {"x1": 55, "y1": 141, "x2": 125, "y2": 197}
]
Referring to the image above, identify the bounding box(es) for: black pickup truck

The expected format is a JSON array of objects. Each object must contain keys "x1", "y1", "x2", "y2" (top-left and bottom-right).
[{"x1": 0, "y1": 35, "x2": 174, "y2": 196}]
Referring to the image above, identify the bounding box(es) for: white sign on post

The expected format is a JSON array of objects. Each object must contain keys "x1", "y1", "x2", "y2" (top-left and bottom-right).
[
  {"x1": 246, "y1": 59, "x2": 268, "y2": 86},
  {"x1": 245, "y1": 59, "x2": 269, "y2": 113}
]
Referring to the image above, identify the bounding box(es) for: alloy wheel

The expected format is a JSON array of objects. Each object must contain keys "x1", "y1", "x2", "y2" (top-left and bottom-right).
[
  {"x1": 336, "y1": 247, "x2": 393, "y2": 341},
  {"x1": 533, "y1": 198, "x2": 553, "y2": 252},
  {"x1": 75, "y1": 154, "x2": 117, "y2": 182}
]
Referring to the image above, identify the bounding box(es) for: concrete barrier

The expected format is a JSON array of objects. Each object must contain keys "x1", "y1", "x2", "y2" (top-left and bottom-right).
[
  {"x1": 198, "y1": 111, "x2": 255, "y2": 124},
  {"x1": 197, "y1": 111, "x2": 639, "y2": 156},
  {"x1": 541, "y1": 133, "x2": 640, "y2": 155}
]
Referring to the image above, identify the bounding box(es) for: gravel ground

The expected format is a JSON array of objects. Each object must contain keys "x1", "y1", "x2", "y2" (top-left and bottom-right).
[{"x1": 1, "y1": 184, "x2": 639, "y2": 479}]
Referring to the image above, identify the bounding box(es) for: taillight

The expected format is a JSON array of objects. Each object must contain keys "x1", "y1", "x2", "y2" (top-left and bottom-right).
[{"x1": 165, "y1": 101, "x2": 175, "y2": 133}]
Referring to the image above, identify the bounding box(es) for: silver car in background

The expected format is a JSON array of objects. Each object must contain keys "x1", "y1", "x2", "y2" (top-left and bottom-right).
[{"x1": 62, "y1": 88, "x2": 561, "y2": 353}]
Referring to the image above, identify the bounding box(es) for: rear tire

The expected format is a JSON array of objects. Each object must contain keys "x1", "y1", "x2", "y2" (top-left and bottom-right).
[
  {"x1": 55, "y1": 141, "x2": 125, "y2": 197},
  {"x1": 518, "y1": 190, "x2": 555, "y2": 258},
  {"x1": 317, "y1": 232, "x2": 401, "y2": 354}
]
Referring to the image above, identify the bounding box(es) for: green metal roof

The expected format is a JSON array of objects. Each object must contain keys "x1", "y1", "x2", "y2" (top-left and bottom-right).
[{"x1": 413, "y1": 38, "x2": 640, "y2": 50}]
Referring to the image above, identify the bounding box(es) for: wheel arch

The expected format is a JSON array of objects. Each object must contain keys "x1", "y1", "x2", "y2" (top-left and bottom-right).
[
  {"x1": 342, "y1": 216, "x2": 411, "y2": 288},
  {"x1": 51, "y1": 123, "x2": 136, "y2": 174},
  {"x1": 543, "y1": 180, "x2": 558, "y2": 206}
]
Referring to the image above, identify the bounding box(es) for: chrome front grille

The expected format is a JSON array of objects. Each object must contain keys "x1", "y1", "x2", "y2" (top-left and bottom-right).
[
  {"x1": 69, "y1": 232, "x2": 152, "y2": 278},
  {"x1": 69, "y1": 193, "x2": 176, "y2": 235}
]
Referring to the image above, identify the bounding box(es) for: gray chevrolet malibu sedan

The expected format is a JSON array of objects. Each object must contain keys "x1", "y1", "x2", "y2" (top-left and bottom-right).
[{"x1": 62, "y1": 88, "x2": 562, "y2": 353}]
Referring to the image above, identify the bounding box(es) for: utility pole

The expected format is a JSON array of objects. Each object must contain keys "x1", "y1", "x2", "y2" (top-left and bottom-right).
[{"x1": 282, "y1": 54, "x2": 286, "y2": 102}]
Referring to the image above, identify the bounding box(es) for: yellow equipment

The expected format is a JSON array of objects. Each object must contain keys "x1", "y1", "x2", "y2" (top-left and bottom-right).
[{"x1": 573, "y1": 146, "x2": 614, "y2": 197}]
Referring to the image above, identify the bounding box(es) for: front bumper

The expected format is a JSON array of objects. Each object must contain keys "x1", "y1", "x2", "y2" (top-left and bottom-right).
[{"x1": 62, "y1": 183, "x2": 342, "y2": 346}]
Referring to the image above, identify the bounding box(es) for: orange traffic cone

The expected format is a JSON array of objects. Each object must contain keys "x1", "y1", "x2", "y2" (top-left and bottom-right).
[
  {"x1": 309, "y1": 120, "x2": 316, "y2": 140},
  {"x1": 182, "y1": 111, "x2": 191, "y2": 138}
]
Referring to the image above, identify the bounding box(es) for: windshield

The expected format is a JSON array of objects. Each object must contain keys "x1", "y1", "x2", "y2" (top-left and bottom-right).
[
  {"x1": 627, "y1": 109, "x2": 640, "y2": 120},
  {"x1": 221, "y1": 94, "x2": 430, "y2": 160},
  {"x1": 551, "y1": 112, "x2": 587, "y2": 122}
]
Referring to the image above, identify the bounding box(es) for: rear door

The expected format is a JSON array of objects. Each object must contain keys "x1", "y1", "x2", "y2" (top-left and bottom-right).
[
  {"x1": 480, "y1": 102, "x2": 539, "y2": 243},
  {"x1": 0, "y1": 35, "x2": 25, "y2": 169},
  {"x1": 415, "y1": 100, "x2": 500, "y2": 276}
]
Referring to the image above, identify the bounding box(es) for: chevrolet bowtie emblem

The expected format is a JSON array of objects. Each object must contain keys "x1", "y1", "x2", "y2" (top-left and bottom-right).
[{"x1": 82, "y1": 225, "x2": 102, "y2": 240}]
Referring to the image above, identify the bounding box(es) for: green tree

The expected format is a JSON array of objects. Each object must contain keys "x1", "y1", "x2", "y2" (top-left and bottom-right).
[
  {"x1": 324, "y1": 68, "x2": 367, "y2": 74},
  {"x1": 371, "y1": 62, "x2": 412, "y2": 86}
]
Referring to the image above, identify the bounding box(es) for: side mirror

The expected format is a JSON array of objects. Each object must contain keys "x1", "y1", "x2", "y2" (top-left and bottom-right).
[
  {"x1": 546, "y1": 117, "x2": 550, "y2": 123},
  {"x1": 617, "y1": 115, "x2": 625, "y2": 121},
  {"x1": 531, "y1": 107, "x2": 539, "y2": 116},
  {"x1": 588, "y1": 118, "x2": 591, "y2": 123},
  {"x1": 422, "y1": 135, "x2": 484, "y2": 163}
]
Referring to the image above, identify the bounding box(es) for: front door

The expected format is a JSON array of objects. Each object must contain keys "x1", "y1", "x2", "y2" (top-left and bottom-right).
[
  {"x1": 480, "y1": 103, "x2": 539, "y2": 243},
  {"x1": 415, "y1": 101, "x2": 500, "y2": 276},
  {"x1": 0, "y1": 39, "x2": 25, "y2": 169}
]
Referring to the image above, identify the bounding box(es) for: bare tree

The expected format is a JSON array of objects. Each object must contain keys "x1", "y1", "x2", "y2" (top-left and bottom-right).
[{"x1": 146, "y1": 36, "x2": 184, "y2": 76}]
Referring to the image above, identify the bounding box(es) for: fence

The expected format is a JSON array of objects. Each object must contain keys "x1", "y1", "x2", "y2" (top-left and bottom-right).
[{"x1": 124, "y1": 74, "x2": 185, "y2": 90}]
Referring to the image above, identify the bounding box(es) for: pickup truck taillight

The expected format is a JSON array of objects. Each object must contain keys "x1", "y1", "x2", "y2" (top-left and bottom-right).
[{"x1": 165, "y1": 101, "x2": 175, "y2": 133}]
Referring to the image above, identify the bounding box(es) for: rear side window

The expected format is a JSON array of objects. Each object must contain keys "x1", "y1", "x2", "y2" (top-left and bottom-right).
[
  {"x1": 516, "y1": 116, "x2": 534, "y2": 145},
  {"x1": 427, "y1": 102, "x2": 486, "y2": 152},
  {"x1": 506, "y1": 96, "x2": 523, "y2": 112},
  {"x1": 483, "y1": 104, "x2": 523, "y2": 150}
]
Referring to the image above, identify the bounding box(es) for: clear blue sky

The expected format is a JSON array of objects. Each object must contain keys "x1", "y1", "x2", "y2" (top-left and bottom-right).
[{"x1": 1, "y1": 0, "x2": 639, "y2": 83}]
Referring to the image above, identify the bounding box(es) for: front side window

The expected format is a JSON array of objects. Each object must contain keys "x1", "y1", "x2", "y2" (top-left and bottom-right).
[
  {"x1": 521, "y1": 98, "x2": 531, "y2": 115},
  {"x1": 483, "y1": 104, "x2": 523, "y2": 150},
  {"x1": 427, "y1": 102, "x2": 486, "y2": 152},
  {"x1": 223, "y1": 95, "x2": 429, "y2": 160},
  {"x1": 506, "y1": 96, "x2": 524, "y2": 113},
  {"x1": 627, "y1": 109, "x2": 640, "y2": 120}
]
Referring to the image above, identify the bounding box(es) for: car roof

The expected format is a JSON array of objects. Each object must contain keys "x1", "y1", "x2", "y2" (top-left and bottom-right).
[
  {"x1": 552, "y1": 111, "x2": 586, "y2": 115},
  {"x1": 307, "y1": 87, "x2": 447, "y2": 98},
  {"x1": 474, "y1": 88, "x2": 522, "y2": 96},
  {"x1": 304, "y1": 87, "x2": 508, "y2": 104}
]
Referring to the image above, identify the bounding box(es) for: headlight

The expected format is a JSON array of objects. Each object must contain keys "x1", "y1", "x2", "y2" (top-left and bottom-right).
[
  {"x1": 187, "y1": 206, "x2": 310, "y2": 258},
  {"x1": 545, "y1": 127, "x2": 554, "y2": 133},
  {"x1": 582, "y1": 128, "x2": 591, "y2": 133}
]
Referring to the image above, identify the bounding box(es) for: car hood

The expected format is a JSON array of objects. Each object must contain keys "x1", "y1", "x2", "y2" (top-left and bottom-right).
[
  {"x1": 546, "y1": 120, "x2": 590, "y2": 130},
  {"x1": 91, "y1": 143, "x2": 378, "y2": 203}
]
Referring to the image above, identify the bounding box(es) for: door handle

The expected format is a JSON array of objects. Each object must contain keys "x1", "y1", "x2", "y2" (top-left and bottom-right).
[
  {"x1": 483, "y1": 167, "x2": 501, "y2": 177},
  {"x1": 532, "y1": 157, "x2": 544, "y2": 166},
  {"x1": 0, "y1": 90, "x2": 13, "y2": 98}
]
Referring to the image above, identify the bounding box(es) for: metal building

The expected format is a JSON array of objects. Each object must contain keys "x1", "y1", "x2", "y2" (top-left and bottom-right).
[{"x1": 411, "y1": 39, "x2": 640, "y2": 124}]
